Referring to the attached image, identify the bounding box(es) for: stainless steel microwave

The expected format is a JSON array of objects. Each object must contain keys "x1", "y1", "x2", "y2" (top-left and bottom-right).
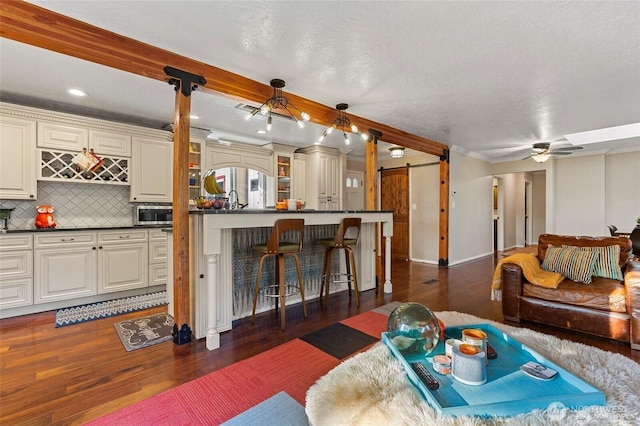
[{"x1": 133, "y1": 205, "x2": 173, "y2": 226}]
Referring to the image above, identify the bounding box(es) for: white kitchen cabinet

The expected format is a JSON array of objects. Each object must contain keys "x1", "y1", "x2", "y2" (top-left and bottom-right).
[
  {"x1": 130, "y1": 137, "x2": 173, "y2": 202},
  {"x1": 0, "y1": 116, "x2": 37, "y2": 200},
  {"x1": 89, "y1": 130, "x2": 132, "y2": 157},
  {"x1": 148, "y1": 229, "x2": 167, "y2": 287},
  {"x1": 37, "y1": 122, "x2": 88, "y2": 151},
  {"x1": 291, "y1": 153, "x2": 306, "y2": 202},
  {"x1": 34, "y1": 232, "x2": 98, "y2": 304},
  {"x1": 97, "y1": 229, "x2": 148, "y2": 293},
  {"x1": 298, "y1": 146, "x2": 342, "y2": 210},
  {"x1": 38, "y1": 119, "x2": 133, "y2": 158},
  {"x1": 0, "y1": 234, "x2": 33, "y2": 309}
]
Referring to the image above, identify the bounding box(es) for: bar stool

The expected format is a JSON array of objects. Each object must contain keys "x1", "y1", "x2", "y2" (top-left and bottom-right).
[
  {"x1": 317, "y1": 217, "x2": 361, "y2": 307},
  {"x1": 251, "y1": 218, "x2": 307, "y2": 330}
]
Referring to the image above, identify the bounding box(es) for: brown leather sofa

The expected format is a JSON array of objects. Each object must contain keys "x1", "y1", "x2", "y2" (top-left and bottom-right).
[{"x1": 501, "y1": 234, "x2": 639, "y2": 350}]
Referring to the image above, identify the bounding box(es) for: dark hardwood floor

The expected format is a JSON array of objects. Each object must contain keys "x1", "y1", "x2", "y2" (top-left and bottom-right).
[{"x1": 1, "y1": 249, "x2": 638, "y2": 425}]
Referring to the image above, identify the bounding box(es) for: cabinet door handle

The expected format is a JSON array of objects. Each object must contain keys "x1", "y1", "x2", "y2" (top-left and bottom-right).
[
  {"x1": 93, "y1": 247, "x2": 97, "y2": 250},
  {"x1": 99, "y1": 246, "x2": 103, "y2": 249},
  {"x1": 119, "y1": 235, "x2": 131, "y2": 239},
  {"x1": 61, "y1": 238, "x2": 75, "y2": 242}
]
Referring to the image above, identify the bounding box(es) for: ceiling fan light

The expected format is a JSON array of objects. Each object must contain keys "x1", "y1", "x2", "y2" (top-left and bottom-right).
[
  {"x1": 351, "y1": 124, "x2": 358, "y2": 133},
  {"x1": 301, "y1": 112, "x2": 311, "y2": 122},
  {"x1": 532, "y1": 153, "x2": 550, "y2": 163},
  {"x1": 266, "y1": 115, "x2": 273, "y2": 132}
]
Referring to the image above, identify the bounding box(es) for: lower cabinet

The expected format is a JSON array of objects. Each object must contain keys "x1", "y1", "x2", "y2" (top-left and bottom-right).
[
  {"x1": 34, "y1": 232, "x2": 98, "y2": 304},
  {"x1": 148, "y1": 229, "x2": 168, "y2": 287},
  {"x1": 0, "y1": 234, "x2": 34, "y2": 308},
  {"x1": 97, "y1": 230, "x2": 148, "y2": 293},
  {"x1": 34, "y1": 229, "x2": 149, "y2": 304}
]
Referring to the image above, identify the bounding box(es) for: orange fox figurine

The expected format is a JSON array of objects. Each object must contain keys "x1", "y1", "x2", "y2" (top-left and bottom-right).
[{"x1": 35, "y1": 205, "x2": 57, "y2": 228}]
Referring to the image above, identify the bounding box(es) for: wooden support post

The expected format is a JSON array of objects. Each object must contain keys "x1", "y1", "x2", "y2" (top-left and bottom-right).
[
  {"x1": 366, "y1": 130, "x2": 383, "y2": 285},
  {"x1": 438, "y1": 149, "x2": 450, "y2": 266},
  {"x1": 165, "y1": 66, "x2": 206, "y2": 344}
]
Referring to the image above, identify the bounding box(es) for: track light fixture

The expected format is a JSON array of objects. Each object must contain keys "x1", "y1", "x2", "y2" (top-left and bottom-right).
[
  {"x1": 244, "y1": 79, "x2": 310, "y2": 132},
  {"x1": 317, "y1": 103, "x2": 368, "y2": 145}
]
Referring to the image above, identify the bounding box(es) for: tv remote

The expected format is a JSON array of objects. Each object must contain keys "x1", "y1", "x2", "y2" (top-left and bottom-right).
[{"x1": 410, "y1": 362, "x2": 440, "y2": 390}]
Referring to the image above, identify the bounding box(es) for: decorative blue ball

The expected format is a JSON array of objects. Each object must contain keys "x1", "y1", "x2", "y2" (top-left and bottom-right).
[{"x1": 387, "y1": 302, "x2": 440, "y2": 356}]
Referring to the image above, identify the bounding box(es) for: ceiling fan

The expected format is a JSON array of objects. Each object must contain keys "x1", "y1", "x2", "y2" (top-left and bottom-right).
[{"x1": 523, "y1": 142, "x2": 583, "y2": 162}]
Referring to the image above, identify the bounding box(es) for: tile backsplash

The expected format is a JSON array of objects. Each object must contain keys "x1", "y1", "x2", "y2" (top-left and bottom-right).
[{"x1": 1, "y1": 182, "x2": 135, "y2": 230}]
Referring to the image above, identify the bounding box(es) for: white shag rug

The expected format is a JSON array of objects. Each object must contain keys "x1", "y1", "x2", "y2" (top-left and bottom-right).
[{"x1": 305, "y1": 311, "x2": 640, "y2": 425}]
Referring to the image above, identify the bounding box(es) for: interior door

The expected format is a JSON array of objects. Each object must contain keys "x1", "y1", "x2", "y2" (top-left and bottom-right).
[
  {"x1": 381, "y1": 168, "x2": 409, "y2": 261},
  {"x1": 345, "y1": 170, "x2": 364, "y2": 211}
]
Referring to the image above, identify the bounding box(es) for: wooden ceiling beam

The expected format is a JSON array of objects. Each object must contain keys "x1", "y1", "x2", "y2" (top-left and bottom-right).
[{"x1": 0, "y1": 1, "x2": 448, "y2": 156}]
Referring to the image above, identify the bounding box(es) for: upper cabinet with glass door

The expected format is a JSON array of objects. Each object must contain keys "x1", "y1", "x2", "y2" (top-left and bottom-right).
[
  {"x1": 188, "y1": 140, "x2": 202, "y2": 202},
  {"x1": 276, "y1": 154, "x2": 291, "y2": 202}
]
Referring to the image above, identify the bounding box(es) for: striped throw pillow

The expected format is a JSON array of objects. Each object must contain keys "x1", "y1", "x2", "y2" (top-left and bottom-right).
[
  {"x1": 541, "y1": 246, "x2": 598, "y2": 284},
  {"x1": 562, "y1": 245, "x2": 624, "y2": 281}
]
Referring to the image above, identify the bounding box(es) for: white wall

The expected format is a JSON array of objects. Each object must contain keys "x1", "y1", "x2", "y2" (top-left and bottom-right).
[
  {"x1": 448, "y1": 151, "x2": 494, "y2": 265},
  {"x1": 488, "y1": 150, "x2": 639, "y2": 243},
  {"x1": 555, "y1": 155, "x2": 606, "y2": 235},
  {"x1": 605, "y1": 151, "x2": 640, "y2": 232},
  {"x1": 410, "y1": 162, "x2": 440, "y2": 263},
  {"x1": 531, "y1": 171, "x2": 546, "y2": 241}
]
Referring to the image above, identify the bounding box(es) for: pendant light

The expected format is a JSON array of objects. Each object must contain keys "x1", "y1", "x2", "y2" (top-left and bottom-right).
[
  {"x1": 244, "y1": 79, "x2": 310, "y2": 132},
  {"x1": 317, "y1": 103, "x2": 369, "y2": 145}
]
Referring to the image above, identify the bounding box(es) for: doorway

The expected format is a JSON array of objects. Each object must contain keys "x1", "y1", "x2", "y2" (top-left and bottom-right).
[
  {"x1": 525, "y1": 180, "x2": 533, "y2": 246},
  {"x1": 381, "y1": 167, "x2": 409, "y2": 261},
  {"x1": 493, "y1": 176, "x2": 504, "y2": 251}
]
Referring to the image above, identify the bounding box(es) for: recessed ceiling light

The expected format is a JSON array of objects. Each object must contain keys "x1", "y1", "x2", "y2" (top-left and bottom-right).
[
  {"x1": 564, "y1": 123, "x2": 640, "y2": 145},
  {"x1": 256, "y1": 130, "x2": 266, "y2": 134},
  {"x1": 190, "y1": 114, "x2": 199, "y2": 120},
  {"x1": 67, "y1": 89, "x2": 87, "y2": 97}
]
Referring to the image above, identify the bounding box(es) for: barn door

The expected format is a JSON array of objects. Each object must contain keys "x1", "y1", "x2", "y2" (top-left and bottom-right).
[{"x1": 381, "y1": 167, "x2": 409, "y2": 261}]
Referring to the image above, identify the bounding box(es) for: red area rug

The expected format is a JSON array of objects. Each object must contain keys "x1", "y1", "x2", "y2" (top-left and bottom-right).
[{"x1": 87, "y1": 309, "x2": 388, "y2": 425}]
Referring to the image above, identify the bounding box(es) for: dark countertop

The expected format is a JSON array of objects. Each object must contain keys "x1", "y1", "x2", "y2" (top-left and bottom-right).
[
  {"x1": 189, "y1": 209, "x2": 393, "y2": 214},
  {"x1": 1, "y1": 225, "x2": 170, "y2": 234}
]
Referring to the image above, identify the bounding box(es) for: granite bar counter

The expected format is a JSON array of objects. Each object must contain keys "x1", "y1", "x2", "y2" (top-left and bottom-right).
[{"x1": 170, "y1": 209, "x2": 393, "y2": 351}]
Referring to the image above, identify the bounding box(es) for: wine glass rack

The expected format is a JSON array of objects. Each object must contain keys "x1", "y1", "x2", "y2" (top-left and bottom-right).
[{"x1": 38, "y1": 149, "x2": 129, "y2": 185}]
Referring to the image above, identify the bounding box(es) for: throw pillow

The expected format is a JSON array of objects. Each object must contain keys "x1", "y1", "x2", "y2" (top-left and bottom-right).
[
  {"x1": 541, "y1": 246, "x2": 598, "y2": 284},
  {"x1": 562, "y1": 245, "x2": 624, "y2": 281}
]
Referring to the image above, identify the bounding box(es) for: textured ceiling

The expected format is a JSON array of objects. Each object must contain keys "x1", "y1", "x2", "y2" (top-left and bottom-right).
[{"x1": 1, "y1": 1, "x2": 639, "y2": 161}]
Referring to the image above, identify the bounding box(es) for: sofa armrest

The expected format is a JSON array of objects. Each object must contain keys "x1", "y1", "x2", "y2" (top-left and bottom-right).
[
  {"x1": 624, "y1": 260, "x2": 640, "y2": 350},
  {"x1": 502, "y1": 263, "x2": 525, "y2": 322}
]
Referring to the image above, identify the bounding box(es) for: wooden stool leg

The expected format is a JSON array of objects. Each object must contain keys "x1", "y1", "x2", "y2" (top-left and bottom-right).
[
  {"x1": 324, "y1": 247, "x2": 334, "y2": 304},
  {"x1": 319, "y1": 246, "x2": 330, "y2": 301},
  {"x1": 277, "y1": 253, "x2": 286, "y2": 330},
  {"x1": 252, "y1": 255, "x2": 267, "y2": 324},
  {"x1": 344, "y1": 248, "x2": 352, "y2": 296},
  {"x1": 347, "y1": 247, "x2": 360, "y2": 307},
  {"x1": 293, "y1": 253, "x2": 307, "y2": 318}
]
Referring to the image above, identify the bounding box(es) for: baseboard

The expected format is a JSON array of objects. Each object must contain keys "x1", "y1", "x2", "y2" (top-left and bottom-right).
[
  {"x1": 409, "y1": 258, "x2": 440, "y2": 265},
  {"x1": 448, "y1": 251, "x2": 494, "y2": 266}
]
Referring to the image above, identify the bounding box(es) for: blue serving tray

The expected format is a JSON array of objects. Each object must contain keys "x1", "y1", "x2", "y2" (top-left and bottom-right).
[{"x1": 382, "y1": 324, "x2": 605, "y2": 417}]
